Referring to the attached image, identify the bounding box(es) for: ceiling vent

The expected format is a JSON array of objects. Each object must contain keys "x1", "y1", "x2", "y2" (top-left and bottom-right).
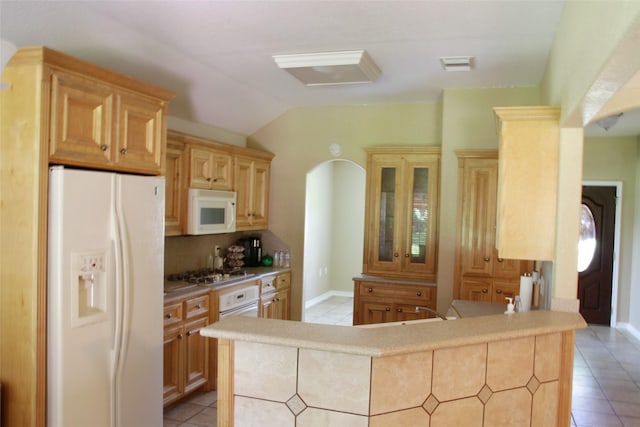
[
  {"x1": 273, "y1": 50, "x2": 381, "y2": 86},
  {"x1": 440, "y1": 56, "x2": 474, "y2": 72}
]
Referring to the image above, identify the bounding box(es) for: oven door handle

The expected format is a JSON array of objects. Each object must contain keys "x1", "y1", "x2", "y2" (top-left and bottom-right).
[{"x1": 219, "y1": 301, "x2": 259, "y2": 318}]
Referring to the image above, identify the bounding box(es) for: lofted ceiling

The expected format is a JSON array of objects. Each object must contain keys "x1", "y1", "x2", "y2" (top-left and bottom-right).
[{"x1": 0, "y1": 0, "x2": 637, "y2": 137}]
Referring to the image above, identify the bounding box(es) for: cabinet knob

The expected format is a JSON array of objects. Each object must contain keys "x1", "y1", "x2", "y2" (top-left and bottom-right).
[
  {"x1": 394, "y1": 253, "x2": 399, "y2": 258},
  {"x1": 177, "y1": 333, "x2": 183, "y2": 339},
  {"x1": 385, "y1": 307, "x2": 391, "y2": 311},
  {"x1": 482, "y1": 288, "x2": 488, "y2": 293},
  {"x1": 120, "y1": 148, "x2": 127, "y2": 155},
  {"x1": 396, "y1": 308, "x2": 402, "y2": 312},
  {"x1": 100, "y1": 144, "x2": 108, "y2": 151},
  {"x1": 497, "y1": 258, "x2": 504, "y2": 263},
  {"x1": 165, "y1": 313, "x2": 172, "y2": 319},
  {"x1": 496, "y1": 289, "x2": 503, "y2": 294},
  {"x1": 416, "y1": 291, "x2": 422, "y2": 297},
  {"x1": 483, "y1": 257, "x2": 490, "y2": 262},
  {"x1": 404, "y1": 253, "x2": 410, "y2": 258},
  {"x1": 206, "y1": 177, "x2": 212, "y2": 181},
  {"x1": 367, "y1": 288, "x2": 373, "y2": 293},
  {"x1": 195, "y1": 304, "x2": 201, "y2": 309}
]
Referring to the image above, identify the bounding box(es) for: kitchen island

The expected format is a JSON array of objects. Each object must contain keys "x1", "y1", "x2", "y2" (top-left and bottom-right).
[{"x1": 201, "y1": 310, "x2": 586, "y2": 427}]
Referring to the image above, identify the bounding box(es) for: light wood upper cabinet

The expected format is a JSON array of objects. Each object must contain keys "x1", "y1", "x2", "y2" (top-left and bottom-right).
[
  {"x1": 165, "y1": 139, "x2": 187, "y2": 236},
  {"x1": 362, "y1": 147, "x2": 440, "y2": 280},
  {"x1": 189, "y1": 146, "x2": 233, "y2": 190},
  {"x1": 454, "y1": 151, "x2": 534, "y2": 303},
  {"x1": 234, "y1": 155, "x2": 271, "y2": 231},
  {"x1": 493, "y1": 106, "x2": 560, "y2": 261},
  {"x1": 49, "y1": 68, "x2": 172, "y2": 175}
]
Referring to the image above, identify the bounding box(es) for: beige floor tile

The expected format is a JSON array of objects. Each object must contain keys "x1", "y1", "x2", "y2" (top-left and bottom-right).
[
  {"x1": 185, "y1": 407, "x2": 218, "y2": 427},
  {"x1": 571, "y1": 396, "x2": 615, "y2": 414},
  {"x1": 163, "y1": 402, "x2": 207, "y2": 422},
  {"x1": 572, "y1": 410, "x2": 623, "y2": 427},
  {"x1": 619, "y1": 416, "x2": 640, "y2": 427},
  {"x1": 611, "y1": 401, "x2": 640, "y2": 418},
  {"x1": 603, "y1": 388, "x2": 640, "y2": 404}
]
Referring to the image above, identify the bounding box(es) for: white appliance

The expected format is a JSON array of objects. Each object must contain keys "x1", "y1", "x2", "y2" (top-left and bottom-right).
[
  {"x1": 47, "y1": 166, "x2": 165, "y2": 427},
  {"x1": 218, "y1": 285, "x2": 260, "y2": 318},
  {"x1": 187, "y1": 188, "x2": 236, "y2": 235}
]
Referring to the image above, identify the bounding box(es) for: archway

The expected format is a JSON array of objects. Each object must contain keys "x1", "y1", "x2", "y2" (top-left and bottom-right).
[{"x1": 301, "y1": 159, "x2": 365, "y2": 324}]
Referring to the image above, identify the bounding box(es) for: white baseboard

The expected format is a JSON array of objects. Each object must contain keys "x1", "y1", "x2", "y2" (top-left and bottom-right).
[
  {"x1": 616, "y1": 322, "x2": 640, "y2": 341},
  {"x1": 305, "y1": 290, "x2": 353, "y2": 309}
]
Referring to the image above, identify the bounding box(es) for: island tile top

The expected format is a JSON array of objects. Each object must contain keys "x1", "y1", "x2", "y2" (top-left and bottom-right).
[{"x1": 201, "y1": 310, "x2": 586, "y2": 357}]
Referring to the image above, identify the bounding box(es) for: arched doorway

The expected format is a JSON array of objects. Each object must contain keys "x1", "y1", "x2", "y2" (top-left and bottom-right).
[{"x1": 302, "y1": 159, "x2": 365, "y2": 324}]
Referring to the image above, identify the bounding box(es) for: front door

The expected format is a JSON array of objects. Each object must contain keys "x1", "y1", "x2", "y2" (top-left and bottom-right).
[{"x1": 578, "y1": 186, "x2": 616, "y2": 325}]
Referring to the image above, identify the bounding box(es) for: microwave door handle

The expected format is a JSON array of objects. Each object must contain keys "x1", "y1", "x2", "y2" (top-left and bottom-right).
[{"x1": 227, "y1": 201, "x2": 236, "y2": 230}]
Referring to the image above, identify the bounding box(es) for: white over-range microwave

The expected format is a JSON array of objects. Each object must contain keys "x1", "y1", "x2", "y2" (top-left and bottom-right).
[{"x1": 187, "y1": 189, "x2": 236, "y2": 235}]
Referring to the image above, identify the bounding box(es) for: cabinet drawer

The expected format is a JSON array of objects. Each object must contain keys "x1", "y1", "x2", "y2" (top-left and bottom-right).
[
  {"x1": 276, "y1": 272, "x2": 291, "y2": 288},
  {"x1": 164, "y1": 302, "x2": 183, "y2": 326},
  {"x1": 185, "y1": 294, "x2": 210, "y2": 319},
  {"x1": 358, "y1": 282, "x2": 434, "y2": 303},
  {"x1": 261, "y1": 272, "x2": 291, "y2": 294}
]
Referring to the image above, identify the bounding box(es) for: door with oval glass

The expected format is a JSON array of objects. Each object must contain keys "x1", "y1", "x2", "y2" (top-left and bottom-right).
[{"x1": 578, "y1": 185, "x2": 616, "y2": 325}]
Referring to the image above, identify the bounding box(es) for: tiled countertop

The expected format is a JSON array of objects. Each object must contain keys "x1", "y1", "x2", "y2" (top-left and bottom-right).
[{"x1": 201, "y1": 310, "x2": 586, "y2": 357}]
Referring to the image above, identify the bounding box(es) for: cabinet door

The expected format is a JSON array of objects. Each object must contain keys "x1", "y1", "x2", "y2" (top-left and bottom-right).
[
  {"x1": 235, "y1": 156, "x2": 270, "y2": 230},
  {"x1": 189, "y1": 148, "x2": 233, "y2": 190},
  {"x1": 358, "y1": 301, "x2": 395, "y2": 325},
  {"x1": 165, "y1": 142, "x2": 186, "y2": 236},
  {"x1": 365, "y1": 155, "x2": 404, "y2": 274},
  {"x1": 459, "y1": 159, "x2": 497, "y2": 277},
  {"x1": 400, "y1": 155, "x2": 439, "y2": 277},
  {"x1": 460, "y1": 279, "x2": 492, "y2": 302},
  {"x1": 234, "y1": 157, "x2": 253, "y2": 229},
  {"x1": 492, "y1": 280, "x2": 519, "y2": 303},
  {"x1": 116, "y1": 93, "x2": 164, "y2": 172},
  {"x1": 184, "y1": 317, "x2": 209, "y2": 394},
  {"x1": 491, "y1": 253, "x2": 522, "y2": 278},
  {"x1": 273, "y1": 289, "x2": 290, "y2": 320},
  {"x1": 49, "y1": 71, "x2": 114, "y2": 165},
  {"x1": 393, "y1": 303, "x2": 428, "y2": 322},
  {"x1": 249, "y1": 159, "x2": 270, "y2": 229},
  {"x1": 163, "y1": 325, "x2": 184, "y2": 405}
]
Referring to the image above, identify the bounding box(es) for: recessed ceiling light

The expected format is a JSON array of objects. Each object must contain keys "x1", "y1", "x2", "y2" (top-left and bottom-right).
[
  {"x1": 273, "y1": 50, "x2": 381, "y2": 86},
  {"x1": 440, "y1": 56, "x2": 474, "y2": 72}
]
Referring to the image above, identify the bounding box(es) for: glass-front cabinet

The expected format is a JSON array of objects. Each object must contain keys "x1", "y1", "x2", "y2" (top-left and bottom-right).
[{"x1": 363, "y1": 147, "x2": 440, "y2": 280}]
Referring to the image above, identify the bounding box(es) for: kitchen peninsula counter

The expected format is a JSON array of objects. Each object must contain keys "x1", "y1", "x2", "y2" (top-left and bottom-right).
[{"x1": 203, "y1": 311, "x2": 586, "y2": 426}]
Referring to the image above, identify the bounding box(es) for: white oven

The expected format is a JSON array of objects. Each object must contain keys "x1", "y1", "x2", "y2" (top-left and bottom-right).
[
  {"x1": 219, "y1": 285, "x2": 260, "y2": 319},
  {"x1": 187, "y1": 188, "x2": 236, "y2": 235}
]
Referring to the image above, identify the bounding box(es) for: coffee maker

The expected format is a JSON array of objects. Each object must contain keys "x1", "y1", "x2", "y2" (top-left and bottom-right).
[{"x1": 238, "y1": 236, "x2": 262, "y2": 267}]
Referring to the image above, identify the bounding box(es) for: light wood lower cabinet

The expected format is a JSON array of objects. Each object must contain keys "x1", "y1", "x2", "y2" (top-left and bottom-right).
[
  {"x1": 259, "y1": 272, "x2": 291, "y2": 320},
  {"x1": 163, "y1": 293, "x2": 211, "y2": 407},
  {"x1": 353, "y1": 279, "x2": 437, "y2": 325}
]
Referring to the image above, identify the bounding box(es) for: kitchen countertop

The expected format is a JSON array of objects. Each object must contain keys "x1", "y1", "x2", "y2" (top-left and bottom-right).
[
  {"x1": 201, "y1": 310, "x2": 586, "y2": 357},
  {"x1": 163, "y1": 267, "x2": 291, "y2": 303},
  {"x1": 352, "y1": 274, "x2": 437, "y2": 287}
]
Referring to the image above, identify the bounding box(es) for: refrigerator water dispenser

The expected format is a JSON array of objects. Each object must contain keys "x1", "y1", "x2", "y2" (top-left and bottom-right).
[{"x1": 72, "y1": 252, "x2": 107, "y2": 327}]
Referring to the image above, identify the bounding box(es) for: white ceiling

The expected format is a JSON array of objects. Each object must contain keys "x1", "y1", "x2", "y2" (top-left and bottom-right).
[{"x1": 0, "y1": 0, "x2": 637, "y2": 137}]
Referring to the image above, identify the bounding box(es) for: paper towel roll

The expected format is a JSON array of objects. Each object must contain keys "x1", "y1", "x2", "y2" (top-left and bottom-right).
[{"x1": 519, "y1": 275, "x2": 533, "y2": 312}]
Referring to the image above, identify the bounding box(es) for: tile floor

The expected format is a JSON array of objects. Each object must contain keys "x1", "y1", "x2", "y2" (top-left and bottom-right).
[{"x1": 164, "y1": 296, "x2": 640, "y2": 427}]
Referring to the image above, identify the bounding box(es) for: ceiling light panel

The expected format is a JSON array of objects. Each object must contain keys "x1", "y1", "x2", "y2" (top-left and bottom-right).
[{"x1": 273, "y1": 50, "x2": 381, "y2": 86}]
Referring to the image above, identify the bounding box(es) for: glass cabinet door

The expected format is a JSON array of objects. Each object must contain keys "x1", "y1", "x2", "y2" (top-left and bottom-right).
[
  {"x1": 364, "y1": 150, "x2": 440, "y2": 280},
  {"x1": 378, "y1": 167, "x2": 397, "y2": 262},
  {"x1": 402, "y1": 157, "x2": 439, "y2": 276}
]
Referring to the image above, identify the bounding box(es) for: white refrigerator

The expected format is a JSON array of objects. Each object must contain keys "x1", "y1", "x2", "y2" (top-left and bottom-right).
[{"x1": 47, "y1": 166, "x2": 165, "y2": 427}]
